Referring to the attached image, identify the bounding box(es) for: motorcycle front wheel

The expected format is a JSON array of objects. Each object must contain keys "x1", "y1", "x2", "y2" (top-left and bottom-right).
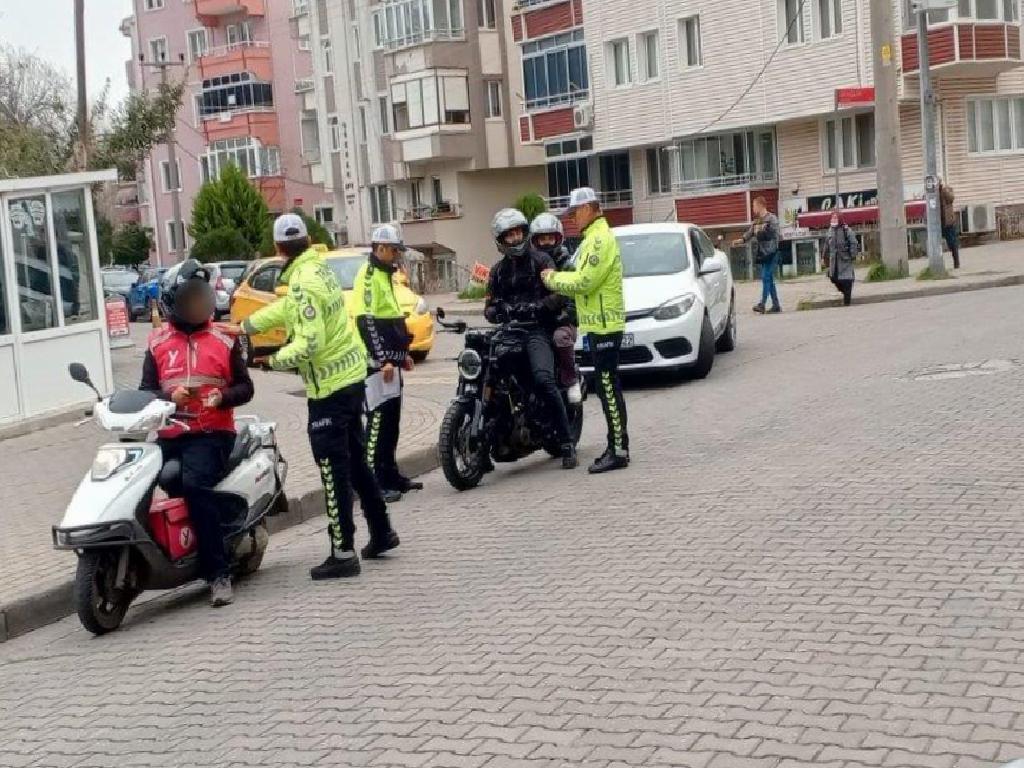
[
  {"x1": 75, "y1": 551, "x2": 133, "y2": 636},
  {"x1": 439, "y1": 399, "x2": 485, "y2": 491}
]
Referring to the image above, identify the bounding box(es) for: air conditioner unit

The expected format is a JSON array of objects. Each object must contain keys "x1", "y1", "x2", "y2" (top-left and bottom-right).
[
  {"x1": 961, "y1": 203, "x2": 996, "y2": 234},
  {"x1": 572, "y1": 103, "x2": 593, "y2": 131}
]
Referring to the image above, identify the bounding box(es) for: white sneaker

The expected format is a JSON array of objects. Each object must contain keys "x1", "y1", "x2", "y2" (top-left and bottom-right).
[{"x1": 567, "y1": 382, "x2": 583, "y2": 404}]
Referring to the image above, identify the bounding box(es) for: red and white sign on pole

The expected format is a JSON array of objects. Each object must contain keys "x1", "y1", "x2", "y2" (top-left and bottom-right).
[
  {"x1": 105, "y1": 295, "x2": 132, "y2": 348},
  {"x1": 470, "y1": 262, "x2": 491, "y2": 284},
  {"x1": 835, "y1": 86, "x2": 876, "y2": 109}
]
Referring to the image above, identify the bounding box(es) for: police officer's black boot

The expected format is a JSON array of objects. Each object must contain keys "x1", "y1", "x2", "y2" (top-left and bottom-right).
[
  {"x1": 310, "y1": 549, "x2": 361, "y2": 580},
  {"x1": 562, "y1": 444, "x2": 578, "y2": 470},
  {"x1": 361, "y1": 529, "x2": 401, "y2": 559},
  {"x1": 588, "y1": 449, "x2": 630, "y2": 475},
  {"x1": 395, "y1": 475, "x2": 424, "y2": 492}
]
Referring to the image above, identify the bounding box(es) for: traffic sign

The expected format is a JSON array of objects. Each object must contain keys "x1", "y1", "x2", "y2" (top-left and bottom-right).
[{"x1": 835, "y1": 86, "x2": 875, "y2": 108}]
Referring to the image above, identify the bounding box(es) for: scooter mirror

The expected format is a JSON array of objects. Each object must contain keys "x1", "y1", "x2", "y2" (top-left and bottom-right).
[
  {"x1": 68, "y1": 363, "x2": 91, "y2": 385},
  {"x1": 436, "y1": 307, "x2": 447, "y2": 320}
]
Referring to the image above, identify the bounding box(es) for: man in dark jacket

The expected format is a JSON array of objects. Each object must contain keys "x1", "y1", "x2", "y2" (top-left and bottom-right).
[
  {"x1": 734, "y1": 196, "x2": 782, "y2": 314},
  {"x1": 823, "y1": 213, "x2": 859, "y2": 306},
  {"x1": 485, "y1": 208, "x2": 577, "y2": 470},
  {"x1": 940, "y1": 180, "x2": 961, "y2": 269}
]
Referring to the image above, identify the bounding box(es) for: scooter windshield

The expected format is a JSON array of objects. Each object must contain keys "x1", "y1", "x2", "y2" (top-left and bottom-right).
[{"x1": 108, "y1": 389, "x2": 158, "y2": 414}]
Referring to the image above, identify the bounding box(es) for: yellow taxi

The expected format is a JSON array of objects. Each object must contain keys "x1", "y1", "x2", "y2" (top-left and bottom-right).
[{"x1": 230, "y1": 247, "x2": 436, "y2": 362}]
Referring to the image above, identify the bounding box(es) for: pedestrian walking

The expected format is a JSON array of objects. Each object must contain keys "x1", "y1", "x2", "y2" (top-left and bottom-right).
[
  {"x1": 353, "y1": 225, "x2": 423, "y2": 503},
  {"x1": 822, "y1": 213, "x2": 859, "y2": 307},
  {"x1": 243, "y1": 214, "x2": 399, "y2": 581},
  {"x1": 541, "y1": 187, "x2": 630, "y2": 474},
  {"x1": 734, "y1": 196, "x2": 782, "y2": 314},
  {"x1": 940, "y1": 179, "x2": 961, "y2": 269}
]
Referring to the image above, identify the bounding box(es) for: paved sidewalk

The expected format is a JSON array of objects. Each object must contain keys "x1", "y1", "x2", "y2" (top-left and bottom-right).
[{"x1": 0, "y1": 323, "x2": 457, "y2": 640}]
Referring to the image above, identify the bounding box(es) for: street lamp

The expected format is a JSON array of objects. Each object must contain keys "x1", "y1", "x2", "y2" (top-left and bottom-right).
[{"x1": 912, "y1": 0, "x2": 956, "y2": 277}]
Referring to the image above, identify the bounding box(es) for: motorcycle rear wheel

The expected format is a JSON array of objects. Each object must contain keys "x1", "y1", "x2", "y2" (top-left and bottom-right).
[
  {"x1": 439, "y1": 399, "x2": 485, "y2": 491},
  {"x1": 75, "y1": 551, "x2": 133, "y2": 636}
]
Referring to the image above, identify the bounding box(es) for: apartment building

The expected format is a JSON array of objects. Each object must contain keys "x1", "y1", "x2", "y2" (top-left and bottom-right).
[
  {"x1": 122, "y1": 0, "x2": 335, "y2": 264},
  {"x1": 309, "y1": 0, "x2": 545, "y2": 290},
  {"x1": 513, "y1": 0, "x2": 1024, "y2": 270}
]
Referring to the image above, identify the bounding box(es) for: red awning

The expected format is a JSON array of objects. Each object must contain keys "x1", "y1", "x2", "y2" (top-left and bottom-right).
[{"x1": 797, "y1": 201, "x2": 927, "y2": 230}]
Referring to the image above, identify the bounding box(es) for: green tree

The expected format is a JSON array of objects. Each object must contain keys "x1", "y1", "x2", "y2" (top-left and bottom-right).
[
  {"x1": 95, "y1": 213, "x2": 114, "y2": 266},
  {"x1": 111, "y1": 224, "x2": 154, "y2": 269},
  {"x1": 189, "y1": 163, "x2": 271, "y2": 256},
  {"x1": 514, "y1": 192, "x2": 547, "y2": 223},
  {"x1": 91, "y1": 80, "x2": 185, "y2": 180},
  {"x1": 190, "y1": 226, "x2": 253, "y2": 264},
  {"x1": 291, "y1": 207, "x2": 334, "y2": 248}
]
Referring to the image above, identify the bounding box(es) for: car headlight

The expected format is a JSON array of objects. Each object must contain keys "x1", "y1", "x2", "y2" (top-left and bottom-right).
[
  {"x1": 457, "y1": 349, "x2": 483, "y2": 380},
  {"x1": 414, "y1": 297, "x2": 429, "y2": 315},
  {"x1": 91, "y1": 447, "x2": 143, "y2": 481},
  {"x1": 652, "y1": 294, "x2": 697, "y2": 321}
]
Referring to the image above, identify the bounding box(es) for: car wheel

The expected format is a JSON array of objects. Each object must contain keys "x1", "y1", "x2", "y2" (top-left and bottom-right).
[
  {"x1": 689, "y1": 313, "x2": 716, "y2": 380},
  {"x1": 715, "y1": 296, "x2": 737, "y2": 353}
]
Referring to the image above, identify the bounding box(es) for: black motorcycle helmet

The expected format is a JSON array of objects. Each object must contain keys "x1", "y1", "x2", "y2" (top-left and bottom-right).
[{"x1": 161, "y1": 259, "x2": 215, "y2": 333}]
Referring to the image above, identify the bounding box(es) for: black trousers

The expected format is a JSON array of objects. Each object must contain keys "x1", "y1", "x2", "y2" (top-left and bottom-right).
[
  {"x1": 589, "y1": 332, "x2": 629, "y2": 457},
  {"x1": 308, "y1": 383, "x2": 392, "y2": 553},
  {"x1": 829, "y1": 275, "x2": 854, "y2": 306},
  {"x1": 943, "y1": 225, "x2": 961, "y2": 268},
  {"x1": 366, "y1": 385, "x2": 403, "y2": 489},
  {"x1": 526, "y1": 331, "x2": 571, "y2": 445},
  {"x1": 158, "y1": 432, "x2": 234, "y2": 582}
]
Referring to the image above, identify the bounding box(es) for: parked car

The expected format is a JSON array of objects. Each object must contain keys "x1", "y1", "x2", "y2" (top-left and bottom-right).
[
  {"x1": 160, "y1": 262, "x2": 235, "y2": 319},
  {"x1": 212, "y1": 261, "x2": 249, "y2": 296},
  {"x1": 128, "y1": 266, "x2": 167, "y2": 320},
  {"x1": 575, "y1": 223, "x2": 737, "y2": 379},
  {"x1": 230, "y1": 249, "x2": 435, "y2": 364},
  {"x1": 101, "y1": 269, "x2": 142, "y2": 316}
]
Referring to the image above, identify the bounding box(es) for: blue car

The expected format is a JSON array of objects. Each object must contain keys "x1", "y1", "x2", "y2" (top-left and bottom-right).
[{"x1": 128, "y1": 266, "x2": 167, "y2": 319}]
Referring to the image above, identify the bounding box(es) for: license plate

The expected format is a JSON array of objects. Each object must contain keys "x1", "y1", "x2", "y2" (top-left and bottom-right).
[{"x1": 583, "y1": 333, "x2": 634, "y2": 351}]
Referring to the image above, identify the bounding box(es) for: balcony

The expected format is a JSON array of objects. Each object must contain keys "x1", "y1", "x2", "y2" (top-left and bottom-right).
[
  {"x1": 901, "y1": 22, "x2": 1022, "y2": 77},
  {"x1": 545, "y1": 189, "x2": 633, "y2": 212},
  {"x1": 387, "y1": 125, "x2": 475, "y2": 166},
  {"x1": 672, "y1": 171, "x2": 778, "y2": 196},
  {"x1": 400, "y1": 202, "x2": 462, "y2": 223},
  {"x1": 400, "y1": 206, "x2": 465, "y2": 252},
  {"x1": 202, "y1": 108, "x2": 278, "y2": 145},
  {"x1": 197, "y1": 42, "x2": 271, "y2": 81},
  {"x1": 195, "y1": 0, "x2": 265, "y2": 20}
]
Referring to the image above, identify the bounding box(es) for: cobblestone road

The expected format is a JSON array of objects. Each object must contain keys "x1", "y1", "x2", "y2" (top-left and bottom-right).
[{"x1": 3, "y1": 288, "x2": 1024, "y2": 767}]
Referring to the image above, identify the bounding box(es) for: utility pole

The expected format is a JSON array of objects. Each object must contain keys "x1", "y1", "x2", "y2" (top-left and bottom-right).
[
  {"x1": 870, "y1": 0, "x2": 908, "y2": 275},
  {"x1": 141, "y1": 53, "x2": 185, "y2": 265},
  {"x1": 74, "y1": 0, "x2": 88, "y2": 169},
  {"x1": 915, "y1": 0, "x2": 949, "y2": 278}
]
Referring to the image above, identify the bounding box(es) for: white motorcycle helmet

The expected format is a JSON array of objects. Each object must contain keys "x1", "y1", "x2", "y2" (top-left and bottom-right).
[{"x1": 491, "y1": 208, "x2": 529, "y2": 258}]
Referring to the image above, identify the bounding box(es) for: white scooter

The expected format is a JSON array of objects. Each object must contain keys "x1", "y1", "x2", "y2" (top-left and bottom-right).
[{"x1": 53, "y1": 363, "x2": 288, "y2": 635}]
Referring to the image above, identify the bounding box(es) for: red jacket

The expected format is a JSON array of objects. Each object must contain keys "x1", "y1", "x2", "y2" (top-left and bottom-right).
[{"x1": 147, "y1": 324, "x2": 237, "y2": 438}]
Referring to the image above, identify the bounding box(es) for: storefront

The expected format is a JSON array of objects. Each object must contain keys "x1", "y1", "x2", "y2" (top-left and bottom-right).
[{"x1": 0, "y1": 170, "x2": 117, "y2": 426}]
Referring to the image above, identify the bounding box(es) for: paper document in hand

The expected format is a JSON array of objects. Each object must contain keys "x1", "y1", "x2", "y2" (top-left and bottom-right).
[{"x1": 365, "y1": 371, "x2": 401, "y2": 411}]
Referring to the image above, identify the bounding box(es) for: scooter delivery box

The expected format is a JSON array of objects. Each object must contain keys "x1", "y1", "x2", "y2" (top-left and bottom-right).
[{"x1": 149, "y1": 499, "x2": 198, "y2": 561}]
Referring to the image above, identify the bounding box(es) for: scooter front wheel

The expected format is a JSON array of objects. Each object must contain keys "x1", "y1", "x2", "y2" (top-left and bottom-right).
[{"x1": 75, "y1": 551, "x2": 132, "y2": 636}]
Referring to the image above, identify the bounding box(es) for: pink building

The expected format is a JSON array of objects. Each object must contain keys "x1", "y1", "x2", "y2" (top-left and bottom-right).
[{"x1": 122, "y1": 0, "x2": 333, "y2": 265}]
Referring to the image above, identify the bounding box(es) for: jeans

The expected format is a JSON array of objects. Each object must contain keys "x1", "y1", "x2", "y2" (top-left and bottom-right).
[
  {"x1": 526, "y1": 331, "x2": 572, "y2": 445},
  {"x1": 589, "y1": 332, "x2": 629, "y2": 457},
  {"x1": 308, "y1": 383, "x2": 392, "y2": 553},
  {"x1": 943, "y1": 225, "x2": 961, "y2": 268},
  {"x1": 760, "y1": 253, "x2": 780, "y2": 308},
  {"x1": 158, "y1": 432, "x2": 234, "y2": 582},
  {"x1": 366, "y1": 377, "x2": 403, "y2": 490}
]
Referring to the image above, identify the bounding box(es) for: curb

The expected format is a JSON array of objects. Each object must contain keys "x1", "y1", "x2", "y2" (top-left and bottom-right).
[
  {"x1": 796, "y1": 273, "x2": 1024, "y2": 310},
  {"x1": 0, "y1": 443, "x2": 440, "y2": 643}
]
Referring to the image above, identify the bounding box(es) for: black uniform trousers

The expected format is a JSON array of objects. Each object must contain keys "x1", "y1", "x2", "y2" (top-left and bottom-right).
[
  {"x1": 526, "y1": 331, "x2": 572, "y2": 446},
  {"x1": 366, "y1": 375, "x2": 404, "y2": 490},
  {"x1": 589, "y1": 332, "x2": 630, "y2": 457}
]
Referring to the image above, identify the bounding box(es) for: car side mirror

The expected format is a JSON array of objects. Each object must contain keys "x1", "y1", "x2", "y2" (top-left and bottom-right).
[
  {"x1": 699, "y1": 262, "x2": 723, "y2": 276},
  {"x1": 436, "y1": 307, "x2": 446, "y2": 320}
]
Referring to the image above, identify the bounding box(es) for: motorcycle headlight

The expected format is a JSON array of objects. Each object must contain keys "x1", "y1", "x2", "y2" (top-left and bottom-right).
[
  {"x1": 652, "y1": 294, "x2": 697, "y2": 321},
  {"x1": 91, "y1": 447, "x2": 143, "y2": 481},
  {"x1": 457, "y1": 349, "x2": 483, "y2": 380},
  {"x1": 414, "y1": 297, "x2": 429, "y2": 316}
]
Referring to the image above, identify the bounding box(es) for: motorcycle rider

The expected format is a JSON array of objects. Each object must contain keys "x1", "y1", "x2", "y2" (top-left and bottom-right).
[
  {"x1": 243, "y1": 214, "x2": 399, "y2": 580},
  {"x1": 352, "y1": 224, "x2": 422, "y2": 503},
  {"x1": 529, "y1": 212, "x2": 582, "y2": 405},
  {"x1": 140, "y1": 260, "x2": 254, "y2": 607},
  {"x1": 542, "y1": 187, "x2": 630, "y2": 474},
  {"x1": 484, "y1": 208, "x2": 578, "y2": 470}
]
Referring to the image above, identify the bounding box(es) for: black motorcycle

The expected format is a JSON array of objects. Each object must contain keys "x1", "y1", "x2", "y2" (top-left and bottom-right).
[{"x1": 436, "y1": 308, "x2": 585, "y2": 491}]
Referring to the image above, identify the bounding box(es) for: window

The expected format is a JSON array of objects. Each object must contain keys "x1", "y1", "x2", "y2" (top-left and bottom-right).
[
  {"x1": 226, "y1": 22, "x2": 254, "y2": 47},
  {"x1": 370, "y1": 185, "x2": 394, "y2": 223},
  {"x1": 608, "y1": 39, "x2": 632, "y2": 87},
  {"x1": 250, "y1": 264, "x2": 282, "y2": 293},
  {"x1": 322, "y1": 38, "x2": 334, "y2": 73},
  {"x1": 187, "y1": 29, "x2": 209, "y2": 63},
  {"x1": 166, "y1": 221, "x2": 187, "y2": 253},
  {"x1": 815, "y1": 0, "x2": 843, "y2": 39},
  {"x1": 903, "y1": 0, "x2": 1018, "y2": 27},
  {"x1": 145, "y1": 0, "x2": 165, "y2": 9},
  {"x1": 599, "y1": 152, "x2": 632, "y2": 195},
  {"x1": 379, "y1": 96, "x2": 391, "y2": 134},
  {"x1": 353, "y1": 26, "x2": 362, "y2": 58},
  {"x1": 646, "y1": 147, "x2": 672, "y2": 194},
  {"x1": 432, "y1": 176, "x2": 444, "y2": 204},
  {"x1": 358, "y1": 106, "x2": 368, "y2": 143},
  {"x1": 197, "y1": 73, "x2": 274, "y2": 118},
  {"x1": 679, "y1": 16, "x2": 703, "y2": 68},
  {"x1": 293, "y1": 0, "x2": 311, "y2": 15},
  {"x1": 328, "y1": 115, "x2": 341, "y2": 151},
  {"x1": 148, "y1": 36, "x2": 169, "y2": 63},
  {"x1": 390, "y1": 72, "x2": 470, "y2": 131},
  {"x1": 300, "y1": 110, "x2": 321, "y2": 160},
  {"x1": 547, "y1": 158, "x2": 590, "y2": 200},
  {"x1": 315, "y1": 206, "x2": 334, "y2": 225},
  {"x1": 52, "y1": 190, "x2": 98, "y2": 326},
  {"x1": 485, "y1": 80, "x2": 502, "y2": 118},
  {"x1": 9, "y1": 196, "x2": 57, "y2": 331},
  {"x1": 822, "y1": 112, "x2": 875, "y2": 171},
  {"x1": 522, "y1": 29, "x2": 588, "y2": 109},
  {"x1": 779, "y1": 0, "x2": 806, "y2": 45},
  {"x1": 160, "y1": 159, "x2": 182, "y2": 192},
  {"x1": 299, "y1": 33, "x2": 311, "y2": 50},
  {"x1": 478, "y1": 0, "x2": 496, "y2": 28},
  {"x1": 200, "y1": 137, "x2": 281, "y2": 182},
  {"x1": 966, "y1": 96, "x2": 1024, "y2": 154},
  {"x1": 675, "y1": 128, "x2": 778, "y2": 190},
  {"x1": 373, "y1": 0, "x2": 466, "y2": 50},
  {"x1": 0, "y1": 216, "x2": 7, "y2": 335},
  {"x1": 639, "y1": 31, "x2": 660, "y2": 82}
]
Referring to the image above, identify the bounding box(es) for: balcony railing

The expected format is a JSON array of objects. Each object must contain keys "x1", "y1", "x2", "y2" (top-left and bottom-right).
[
  {"x1": 545, "y1": 190, "x2": 632, "y2": 211},
  {"x1": 294, "y1": 78, "x2": 314, "y2": 93},
  {"x1": 515, "y1": 0, "x2": 563, "y2": 8},
  {"x1": 672, "y1": 172, "x2": 777, "y2": 195},
  {"x1": 201, "y1": 40, "x2": 270, "y2": 59},
  {"x1": 526, "y1": 88, "x2": 589, "y2": 112},
  {"x1": 401, "y1": 202, "x2": 462, "y2": 222},
  {"x1": 378, "y1": 27, "x2": 465, "y2": 52}
]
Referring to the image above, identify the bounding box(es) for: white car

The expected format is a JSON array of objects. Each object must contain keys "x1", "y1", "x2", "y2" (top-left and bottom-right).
[{"x1": 576, "y1": 223, "x2": 737, "y2": 378}]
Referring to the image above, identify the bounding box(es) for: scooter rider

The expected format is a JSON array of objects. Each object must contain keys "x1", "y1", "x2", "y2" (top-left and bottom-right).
[
  {"x1": 529, "y1": 212, "x2": 582, "y2": 405},
  {"x1": 140, "y1": 260, "x2": 254, "y2": 607},
  {"x1": 243, "y1": 214, "x2": 399, "y2": 580},
  {"x1": 484, "y1": 208, "x2": 578, "y2": 470},
  {"x1": 352, "y1": 224, "x2": 422, "y2": 503}
]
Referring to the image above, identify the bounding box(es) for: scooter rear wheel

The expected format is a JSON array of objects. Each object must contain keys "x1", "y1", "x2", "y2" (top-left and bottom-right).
[{"x1": 75, "y1": 551, "x2": 132, "y2": 636}]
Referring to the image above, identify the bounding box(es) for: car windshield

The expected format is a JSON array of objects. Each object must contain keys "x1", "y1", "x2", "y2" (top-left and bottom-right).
[
  {"x1": 102, "y1": 271, "x2": 137, "y2": 290},
  {"x1": 616, "y1": 233, "x2": 690, "y2": 277},
  {"x1": 219, "y1": 263, "x2": 248, "y2": 282},
  {"x1": 327, "y1": 255, "x2": 368, "y2": 290}
]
